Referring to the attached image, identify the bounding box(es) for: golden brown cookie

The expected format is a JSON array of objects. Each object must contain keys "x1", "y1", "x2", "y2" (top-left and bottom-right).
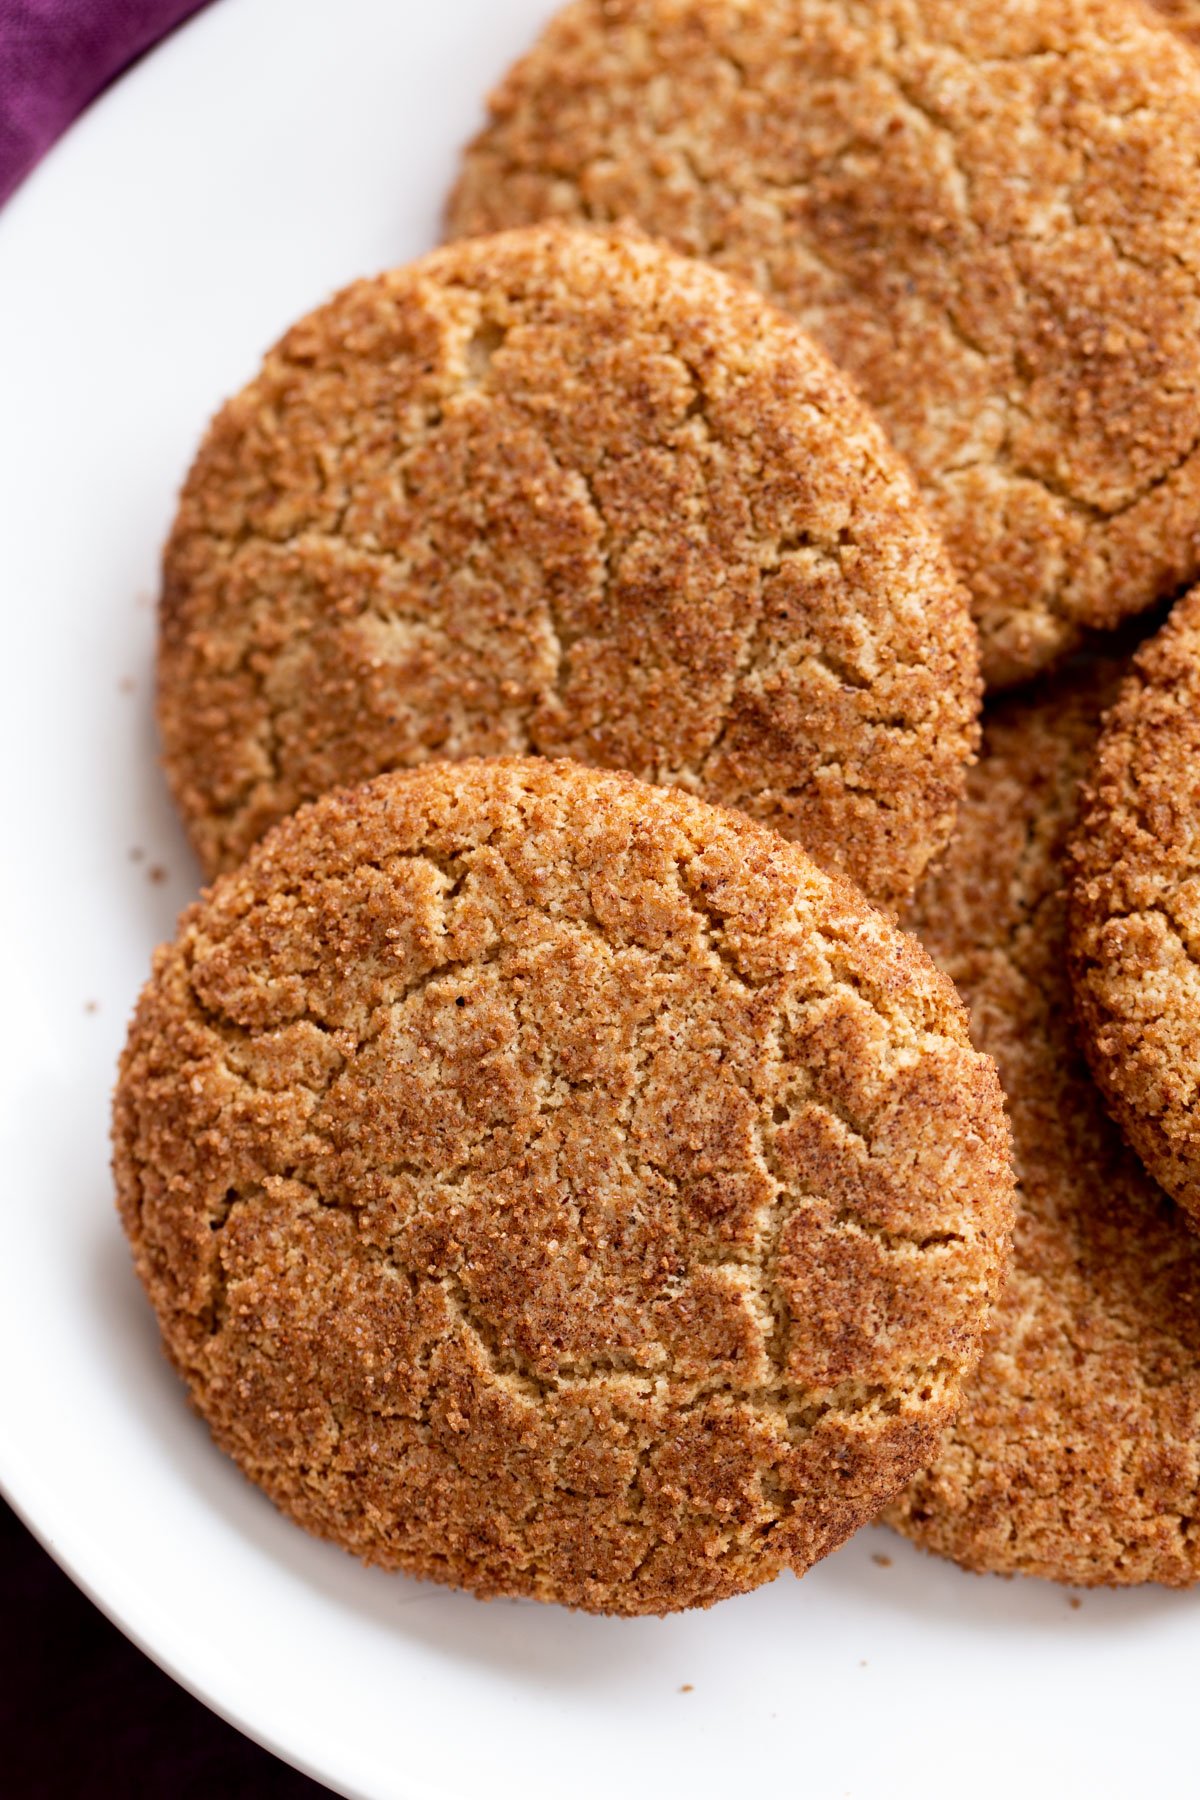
[
  {"x1": 448, "y1": 0, "x2": 1200, "y2": 687},
  {"x1": 885, "y1": 650, "x2": 1200, "y2": 1586},
  {"x1": 113, "y1": 758, "x2": 1013, "y2": 1616},
  {"x1": 1067, "y1": 588, "x2": 1200, "y2": 1220},
  {"x1": 159, "y1": 224, "x2": 979, "y2": 904}
]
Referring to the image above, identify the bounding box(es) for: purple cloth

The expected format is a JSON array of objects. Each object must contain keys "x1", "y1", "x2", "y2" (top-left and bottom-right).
[
  {"x1": 0, "y1": 0, "x2": 211, "y2": 205},
  {"x1": 2, "y1": 1500, "x2": 328, "y2": 1794}
]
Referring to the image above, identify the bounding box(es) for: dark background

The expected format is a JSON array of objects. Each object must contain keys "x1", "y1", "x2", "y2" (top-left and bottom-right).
[{"x1": 2, "y1": 1499, "x2": 329, "y2": 1797}]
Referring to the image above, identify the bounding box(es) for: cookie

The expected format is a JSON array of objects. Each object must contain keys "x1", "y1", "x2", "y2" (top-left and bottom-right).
[
  {"x1": 113, "y1": 757, "x2": 1013, "y2": 1616},
  {"x1": 448, "y1": 0, "x2": 1200, "y2": 687},
  {"x1": 885, "y1": 651, "x2": 1200, "y2": 1586},
  {"x1": 1067, "y1": 588, "x2": 1200, "y2": 1220},
  {"x1": 159, "y1": 223, "x2": 979, "y2": 905}
]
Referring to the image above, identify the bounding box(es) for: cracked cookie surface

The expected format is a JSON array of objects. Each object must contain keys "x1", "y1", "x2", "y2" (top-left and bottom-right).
[
  {"x1": 448, "y1": 0, "x2": 1200, "y2": 687},
  {"x1": 1068, "y1": 587, "x2": 1200, "y2": 1220},
  {"x1": 159, "y1": 223, "x2": 979, "y2": 905},
  {"x1": 113, "y1": 757, "x2": 1012, "y2": 1616},
  {"x1": 886, "y1": 651, "x2": 1200, "y2": 1585}
]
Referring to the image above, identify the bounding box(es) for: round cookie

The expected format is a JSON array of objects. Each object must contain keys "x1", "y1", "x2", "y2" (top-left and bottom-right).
[
  {"x1": 113, "y1": 757, "x2": 1013, "y2": 1617},
  {"x1": 448, "y1": 0, "x2": 1200, "y2": 687},
  {"x1": 159, "y1": 223, "x2": 980, "y2": 905},
  {"x1": 885, "y1": 651, "x2": 1200, "y2": 1586},
  {"x1": 1068, "y1": 587, "x2": 1200, "y2": 1220}
]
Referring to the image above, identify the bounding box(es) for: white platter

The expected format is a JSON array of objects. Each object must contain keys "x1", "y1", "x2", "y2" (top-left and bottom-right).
[{"x1": 1, "y1": 3, "x2": 1198, "y2": 1795}]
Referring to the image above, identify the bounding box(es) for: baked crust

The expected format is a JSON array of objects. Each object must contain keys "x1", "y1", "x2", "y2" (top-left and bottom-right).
[
  {"x1": 449, "y1": 0, "x2": 1200, "y2": 686},
  {"x1": 1068, "y1": 587, "x2": 1200, "y2": 1219},
  {"x1": 1149, "y1": 0, "x2": 1200, "y2": 49},
  {"x1": 158, "y1": 224, "x2": 978, "y2": 905},
  {"x1": 113, "y1": 758, "x2": 1013, "y2": 1615},
  {"x1": 888, "y1": 651, "x2": 1200, "y2": 1586}
]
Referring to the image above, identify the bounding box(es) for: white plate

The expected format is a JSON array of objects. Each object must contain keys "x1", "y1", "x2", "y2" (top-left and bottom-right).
[{"x1": 1, "y1": 3, "x2": 1198, "y2": 1795}]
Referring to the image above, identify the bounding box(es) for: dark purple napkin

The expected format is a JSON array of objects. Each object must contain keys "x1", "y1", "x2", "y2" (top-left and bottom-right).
[
  {"x1": 0, "y1": 0, "x2": 211, "y2": 205},
  {"x1": 2, "y1": 1501, "x2": 330, "y2": 1793}
]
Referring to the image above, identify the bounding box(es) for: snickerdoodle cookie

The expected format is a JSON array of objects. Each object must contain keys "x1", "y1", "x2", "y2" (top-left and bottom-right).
[
  {"x1": 1068, "y1": 588, "x2": 1200, "y2": 1221},
  {"x1": 113, "y1": 758, "x2": 1012, "y2": 1616},
  {"x1": 449, "y1": 0, "x2": 1200, "y2": 687},
  {"x1": 158, "y1": 224, "x2": 979, "y2": 905},
  {"x1": 886, "y1": 652, "x2": 1200, "y2": 1586}
]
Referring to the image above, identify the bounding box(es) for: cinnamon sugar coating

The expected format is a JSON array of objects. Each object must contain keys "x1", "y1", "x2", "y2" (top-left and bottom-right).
[
  {"x1": 158, "y1": 224, "x2": 979, "y2": 906},
  {"x1": 449, "y1": 0, "x2": 1200, "y2": 686},
  {"x1": 887, "y1": 653, "x2": 1200, "y2": 1585},
  {"x1": 113, "y1": 759, "x2": 1012, "y2": 1616},
  {"x1": 1068, "y1": 587, "x2": 1200, "y2": 1220}
]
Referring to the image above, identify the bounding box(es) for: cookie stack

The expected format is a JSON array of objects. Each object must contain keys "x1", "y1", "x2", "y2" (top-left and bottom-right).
[{"x1": 113, "y1": 0, "x2": 1200, "y2": 1613}]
